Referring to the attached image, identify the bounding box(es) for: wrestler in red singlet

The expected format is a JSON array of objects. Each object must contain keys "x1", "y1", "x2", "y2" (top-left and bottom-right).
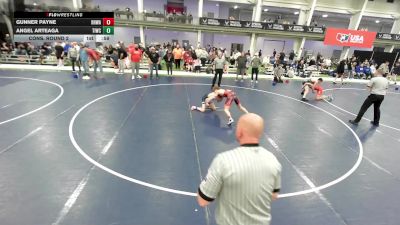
[
  {"x1": 313, "y1": 85, "x2": 324, "y2": 96},
  {"x1": 219, "y1": 89, "x2": 240, "y2": 107}
]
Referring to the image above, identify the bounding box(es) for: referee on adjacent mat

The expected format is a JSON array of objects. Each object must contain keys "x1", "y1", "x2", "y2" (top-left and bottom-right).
[
  {"x1": 349, "y1": 69, "x2": 389, "y2": 126},
  {"x1": 197, "y1": 113, "x2": 281, "y2": 225}
]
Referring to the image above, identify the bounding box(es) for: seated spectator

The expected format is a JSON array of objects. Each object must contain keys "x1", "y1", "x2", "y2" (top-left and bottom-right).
[
  {"x1": 193, "y1": 58, "x2": 201, "y2": 73},
  {"x1": 363, "y1": 63, "x2": 372, "y2": 79},
  {"x1": 297, "y1": 60, "x2": 305, "y2": 77},
  {"x1": 355, "y1": 63, "x2": 364, "y2": 79},
  {"x1": 15, "y1": 43, "x2": 27, "y2": 55},
  {"x1": 1, "y1": 42, "x2": 11, "y2": 53}
]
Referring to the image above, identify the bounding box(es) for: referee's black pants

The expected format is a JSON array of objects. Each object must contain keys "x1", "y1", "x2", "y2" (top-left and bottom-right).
[
  {"x1": 212, "y1": 69, "x2": 223, "y2": 88},
  {"x1": 354, "y1": 94, "x2": 384, "y2": 124}
]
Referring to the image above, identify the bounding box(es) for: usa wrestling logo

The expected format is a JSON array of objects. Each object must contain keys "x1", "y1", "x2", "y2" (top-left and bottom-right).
[
  {"x1": 336, "y1": 33, "x2": 350, "y2": 43},
  {"x1": 336, "y1": 33, "x2": 364, "y2": 44}
]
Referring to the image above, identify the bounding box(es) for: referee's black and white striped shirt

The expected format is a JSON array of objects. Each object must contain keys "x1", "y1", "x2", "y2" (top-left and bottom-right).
[{"x1": 199, "y1": 144, "x2": 281, "y2": 225}]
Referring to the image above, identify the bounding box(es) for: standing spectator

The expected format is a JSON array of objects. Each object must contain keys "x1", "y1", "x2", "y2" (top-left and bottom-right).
[
  {"x1": 87, "y1": 47, "x2": 102, "y2": 78},
  {"x1": 211, "y1": 52, "x2": 228, "y2": 88},
  {"x1": 63, "y1": 42, "x2": 71, "y2": 58},
  {"x1": 349, "y1": 69, "x2": 389, "y2": 126},
  {"x1": 107, "y1": 44, "x2": 115, "y2": 55},
  {"x1": 378, "y1": 61, "x2": 390, "y2": 76},
  {"x1": 148, "y1": 47, "x2": 161, "y2": 79},
  {"x1": 334, "y1": 60, "x2": 346, "y2": 85},
  {"x1": 236, "y1": 52, "x2": 247, "y2": 81},
  {"x1": 129, "y1": 44, "x2": 143, "y2": 79},
  {"x1": 251, "y1": 54, "x2": 261, "y2": 83},
  {"x1": 390, "y1": 61, "x2": 399, "y2": 84},
  {"x1": 79, "y1": 44, "x2": 90, "y2": 79},
  {"x1": 110, "y1": 49, "x2": 119, "y2": 69},
  {"x1": 54, "y1": 42, "x2": 64, "y2": 67},
  {"x1": 272, "y1": 49, "x2": 276, "y2": 58},
  {"x1": 370, "y1": 63, "x2": 377, "y2": 77},
  {"x1": 163, "y1": 50, "x2": 174, "y2": 76},
  {"x1": 67, "y1": 42, "x2": 80, "y2": 73},
  {"x1": 188, "y1": 13, "x2": 193, "y2": 24},
  {"x1": 258, "y1": 49, "x2": 262, "y2": 58},
  {"x1": 173, "y1": 44, "x2": 184, "y2": 69},
  {"x1": 117, "y1": 44, "x2": 128, "y2": 74},
  {"x1": 289, "y1": 50, "x2": 295, "y2": 65},
  {"x1": 197, "y1": 113, "x2": 281, "y2": 225},
  {"x1": 279, "y1": 51, "x2": 285, "y2": 63}
]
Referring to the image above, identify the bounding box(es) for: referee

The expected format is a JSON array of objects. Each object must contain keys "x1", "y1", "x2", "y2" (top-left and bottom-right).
[
  {"x1": 349, "y1": 69, "x2": 389, "y2": 126},
  {"x1": 197, "y1": 113, "x2": 281, "y2": 225}
]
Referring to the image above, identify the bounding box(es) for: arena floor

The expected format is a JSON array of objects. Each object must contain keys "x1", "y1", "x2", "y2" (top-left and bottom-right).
[{"x1": 0, "y1": 69, "x2": 399, "y2": 225}]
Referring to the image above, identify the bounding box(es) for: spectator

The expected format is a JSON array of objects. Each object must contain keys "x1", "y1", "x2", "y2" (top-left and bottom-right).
[
  {"x1": 289, "y1": 50, "x2": 295, "y2": 64},
  {"x1": 363, "y1": 62, "x2": 372, "y2": 80},
  {"x1": 193, "y1": 57, "x2": 201, "y2": 74},
  {"x1": 355, "y1": 63, "x2": 364, "y2": 79},
  {"x1": 378, "y1": 61, "x2": 390, "y2": 76},
  {"x1": 148, "y1": 47, "x2": 160, "y2": 79},
  {"x1": 251, "y1": 53, "x2": 261, "y2": 83},
  {"x1": 273, "y1": 64, "x2": 284, "y2": 83},
  {"x1": 54, "y1": 42, "x2": 64, "y2": 67},
  {"x1": 107, "y1": 44, "x2": 115, "y2": 55},
  {"x1": 197, "y1": 113, "x2": 281, "y2": 225},
  {"x1": 129, "y1": 44, "x2": 143, "y2": 79},
  {"x1": 188, "y1": 13, "x2": 193, "y2": 24},
  {"x1": 297, "y1": 60, "x2": 305, "y2": 77},
  {"x1": 63, "y1": 42, "x2": 71, "y2": 58},
  {"x1": 390, "y1": 61, "x2": 399, "y2": 84},
  {"x1": 279, "y1": 51, "x2": 285, "y2": 62},
  {"x1": 39, "y1": 43, "x2": 51, "y2": 64},
  {"x1": 370, "y1": 63, "x2": 377, "y2": 76},
  {"x1": 334, "y1": 60, "x2": 346, "y2": 84},
  {"x1": 236, "y1": 52, "x2": 247, "y2": 81},
  {"x1": 79, "y1": 44, "x2": 90, "y2": 79},
  {"x1": 272, "y1": 49, "x2": 276, "y2": 57},
  {"x1": 95, "y1": 43, "x2": 105, "y2": 75},
  {"x1": 110, "y1": 49, "x2": 119, "y2": 69},
  {"x1": 87, "y1": 46, "x2": 103, "y2": 78},
  {"x1": 173, "y1": 44, "x2": 183, "y2": 69},
  {"x1": 67, "y1": 42, "x2": 80, "y2": 73},
  {"x1": 117, "y1": 44, "x2": 128, "y2": 74},
  {"x1": 5, "y1": 34, "x2": 12, "y2": 47},
  {"x1": 163, "y1": 50, "x2": 174, "y2": 75},
  {"x1": 211, "y1": 52, "x2": 228, "y2": 87},
  {"x1": 198, "y1": 48, "x2": 208, "y2": 66},
  {"x1": 0, "y1": 42, "x2": 11, "y2": 53}
]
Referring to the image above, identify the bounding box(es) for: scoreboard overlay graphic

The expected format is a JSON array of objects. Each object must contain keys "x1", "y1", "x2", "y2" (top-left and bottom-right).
[{"x1": 13, "y1": 12, "x2": 114, "y2": 42}]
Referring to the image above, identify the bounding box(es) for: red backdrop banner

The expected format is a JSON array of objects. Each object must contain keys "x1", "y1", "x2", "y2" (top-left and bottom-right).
[{"x1": 324, "y1": 28, "x2": 377, "y2": 48}]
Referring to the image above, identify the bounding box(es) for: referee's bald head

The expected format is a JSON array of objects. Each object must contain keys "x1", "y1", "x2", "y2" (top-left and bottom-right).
[{"x1": 236, "y1": 113, "x2": 264, "y2": 144}]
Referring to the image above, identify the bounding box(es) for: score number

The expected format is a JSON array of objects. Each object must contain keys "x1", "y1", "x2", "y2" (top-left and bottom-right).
[
  {"x1": 103, "y1": 18, "x2": 114, "y2": 26},
  {"x1": 102, "y1": 18, "x2": 114, "y2": 35}
]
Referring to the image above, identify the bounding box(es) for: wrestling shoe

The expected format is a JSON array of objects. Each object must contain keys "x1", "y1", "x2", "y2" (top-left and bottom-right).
[
  {"x1": 349, "y1": 120, "x2": 359, "y2": 125},
  {"x1": 191, "y1": 106, "x2": 197, "y2": 111},
  {"x1": 301, "y1": 97, "x2": 308, "y2": 102},
  {"x1": 227, "y1": 118, "x2": 234, "y2": 126}
]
